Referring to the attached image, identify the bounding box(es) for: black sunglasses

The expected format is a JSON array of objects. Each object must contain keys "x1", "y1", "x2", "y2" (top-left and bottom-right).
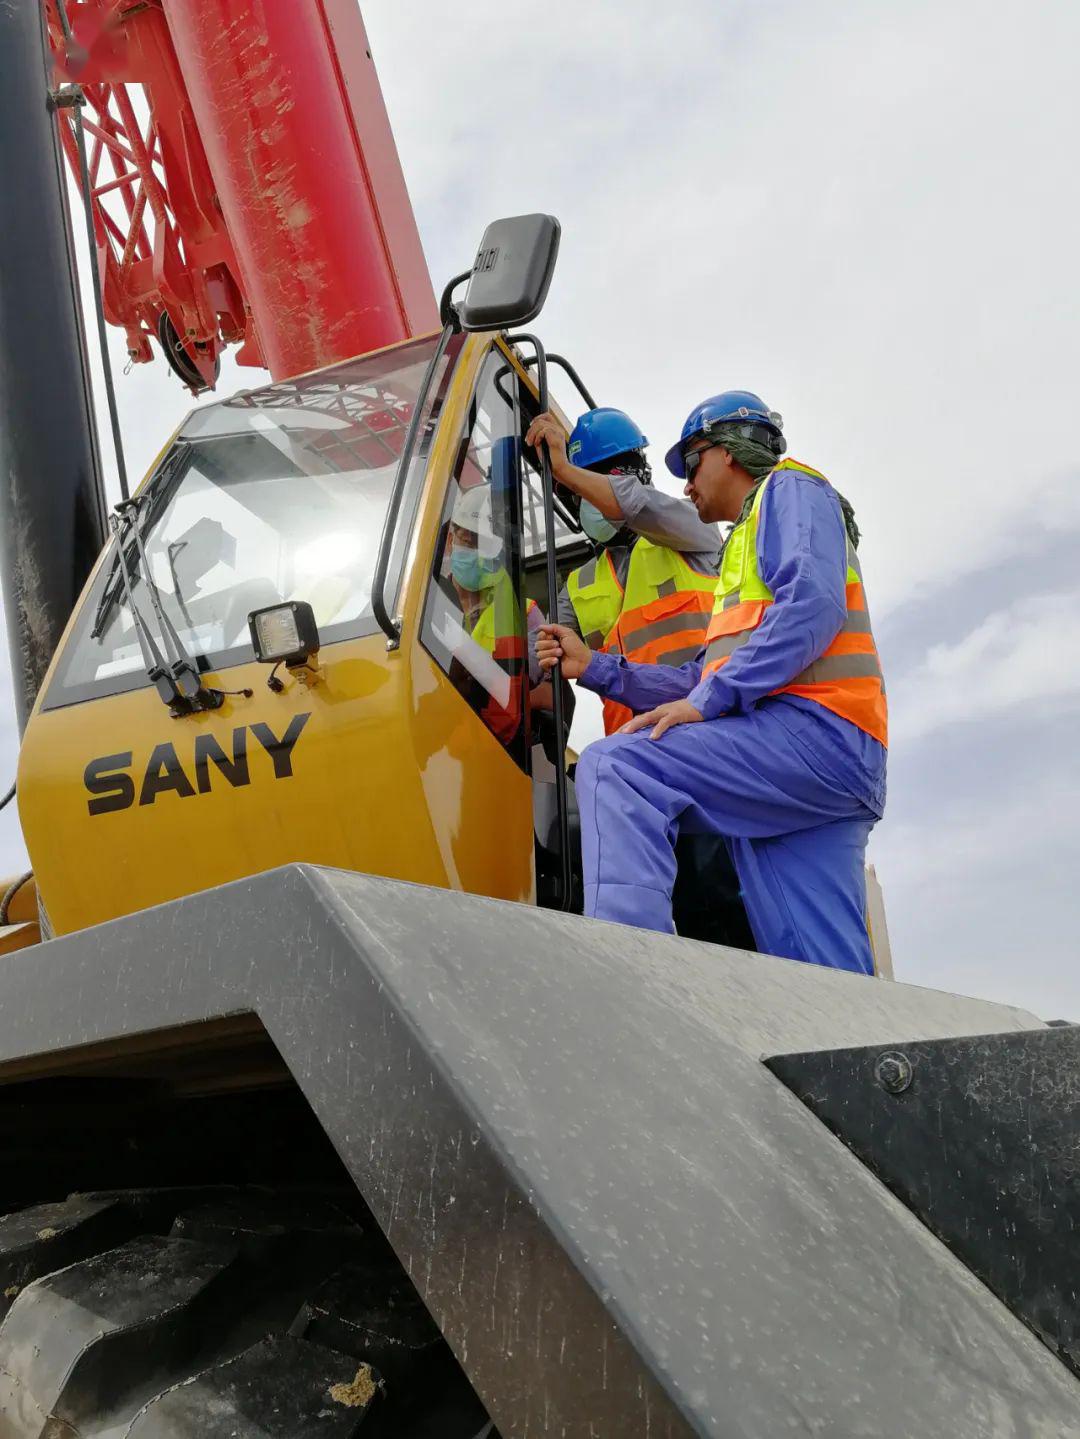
[{"x1": 683, "y1": 442, "x2": 720, "y2": 479}]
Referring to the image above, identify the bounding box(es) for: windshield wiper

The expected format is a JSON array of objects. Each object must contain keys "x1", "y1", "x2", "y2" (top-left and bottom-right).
[
  {"x1": 108, "y1": 502, "x2": 222, "y2": 716},
  {"x1": 91, "y1": 445, "x2": 191, "y2": 640}
]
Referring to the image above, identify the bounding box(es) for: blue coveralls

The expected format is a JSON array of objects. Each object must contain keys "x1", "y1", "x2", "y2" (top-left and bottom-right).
[{"x1": 574, "y1": 466, "x2": 887, "y2": 974}]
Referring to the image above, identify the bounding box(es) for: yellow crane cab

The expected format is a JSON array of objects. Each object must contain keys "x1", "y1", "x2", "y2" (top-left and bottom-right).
[{"x1": 17, "y1": 217, "x2": 601, "y2": 936}]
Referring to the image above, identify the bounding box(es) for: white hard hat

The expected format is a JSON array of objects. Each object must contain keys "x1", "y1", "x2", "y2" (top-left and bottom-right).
[{"x1": 451, "y1": 484, "x2": 502, "y2": 559}]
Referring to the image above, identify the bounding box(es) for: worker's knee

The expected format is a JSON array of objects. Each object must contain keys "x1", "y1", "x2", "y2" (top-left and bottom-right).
[
  {"x1": 576, "y1": 736, "x2": 620, "y2": 785},
  {"x1": 575, "y1": 734, "x2": 642, "y2": 797}
]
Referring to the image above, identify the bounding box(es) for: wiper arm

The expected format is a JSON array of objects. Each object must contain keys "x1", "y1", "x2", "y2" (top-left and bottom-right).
[
  {"x1": 108, "y1": 505, "x2": 222, "y2": 716},
  {"x1": 91, "y1": 445, "x2": 190, "y2": 640},
  {"x1": 108, "y1": 513, "x2": 171, "y2": 698},
  {"x1": 90, "y1": 539, "x2": 127, "y2": 641}
]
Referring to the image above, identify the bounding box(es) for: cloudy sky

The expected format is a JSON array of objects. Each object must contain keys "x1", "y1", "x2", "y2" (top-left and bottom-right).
[{"x1": 2, "y1": 0, "x2": 1077, "y2": 1016}]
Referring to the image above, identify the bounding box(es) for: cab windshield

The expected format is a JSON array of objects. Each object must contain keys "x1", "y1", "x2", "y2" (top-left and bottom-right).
[{"x1": 45, "y1": 334, "x2": 458, "y2": 708}]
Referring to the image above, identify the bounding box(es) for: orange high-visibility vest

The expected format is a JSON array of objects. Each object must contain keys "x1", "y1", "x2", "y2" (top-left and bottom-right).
[
  {"x1": 701, "y1": 460, "x2": 888, "y2": 746},
  {"x1": 568, "y1": 539, "x2": 717, "y2": 734}
]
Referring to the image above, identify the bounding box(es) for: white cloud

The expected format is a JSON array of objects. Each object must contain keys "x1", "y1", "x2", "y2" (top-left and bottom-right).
[
  {"x1": 365, "y1": 0, "x2": 1080, "y2": 615},
  {"x1": 891, "y1": 590, "x2": 1080, "y2": 744},
  {"x1": 871, "y1": 758, "x2": 1080, "y2": 1015},
  {"x1": 877, "y1": 769, "x2": 1080, "y2": 902}
]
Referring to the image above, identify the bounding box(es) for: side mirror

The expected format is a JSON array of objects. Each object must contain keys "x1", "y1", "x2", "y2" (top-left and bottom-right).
[{"x1": 457, "y1": 214, "x2": 561, "y2": 332}]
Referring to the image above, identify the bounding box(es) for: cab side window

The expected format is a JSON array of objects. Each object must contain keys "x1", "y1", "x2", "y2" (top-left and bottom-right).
[{"x1": 420, "y1": 352, "x2": 529, "y2": 768}]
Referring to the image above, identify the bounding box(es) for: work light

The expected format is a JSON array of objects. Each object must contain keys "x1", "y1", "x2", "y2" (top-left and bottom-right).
[{"x1": 248, "y1": 601, "x2": 320, "y2": 667}]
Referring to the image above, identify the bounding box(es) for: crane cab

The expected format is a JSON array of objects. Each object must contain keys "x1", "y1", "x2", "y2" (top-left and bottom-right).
[{"x1": 17, "y1": 325, "x2": 589, "y2": 936}]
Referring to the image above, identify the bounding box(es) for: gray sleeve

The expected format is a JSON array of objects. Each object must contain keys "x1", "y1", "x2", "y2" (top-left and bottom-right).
[
  {"x1": 556, "y1": 585, "x2": 581, "y2": 633},
  {"x1": 525, "y1": 600, "x2": 547, "y2": 685},
  {"x1": 609, "y1": 475, "x2": 721, "y2": 565}
]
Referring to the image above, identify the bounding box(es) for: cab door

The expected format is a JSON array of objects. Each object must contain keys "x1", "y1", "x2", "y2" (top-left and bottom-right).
[{"x1": 404, "y1": 340, "x2": 537, "y2": 903}]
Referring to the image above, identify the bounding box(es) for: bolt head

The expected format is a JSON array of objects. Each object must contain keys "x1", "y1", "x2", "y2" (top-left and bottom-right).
[{"x1": 874, "y1": 1050, "x2": 913, "y2": 1094}]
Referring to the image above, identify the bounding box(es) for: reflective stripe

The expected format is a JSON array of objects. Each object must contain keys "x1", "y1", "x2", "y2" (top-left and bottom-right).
[
  {"x1": 792, "y1": 652, "x2": 882, "y2": 685},
  {"x1": 584, "y1": 630, "x2": 606, "y2": 651},
  {"x1": 720, "y1": 584, "x2": 870, "y2": 626},
  {"x1": 657, "y1": 577, "x2": 677, "y2": 598},
  {"x1": 660, "y1": 643, "x2": 705, "y2": 667},
  {"x1": 576, "y1": 557, "x2": 597, "y2": 587},
  {"x1": 703, "y1": 629, "x2": 754, "y2": 665},
  {"x1": 619, "y1": 608, "x2": 711, "y2": 655},
  {"x1": 611, "y1": 548, "x2": 631, "y2": 592},
  {"x1": 842, "y1": 608, "x2": 873, "y2": 635}
]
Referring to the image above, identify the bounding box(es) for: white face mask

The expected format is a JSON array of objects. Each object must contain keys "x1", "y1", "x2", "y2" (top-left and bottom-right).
[{"x1": 579, "y1": 499, "x2": 619, "y2": 545}]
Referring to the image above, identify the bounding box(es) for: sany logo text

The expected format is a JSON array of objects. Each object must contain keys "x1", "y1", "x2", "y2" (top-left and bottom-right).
[{"x1": 83, "y1": 714, "x2": 310, "y2": 816}]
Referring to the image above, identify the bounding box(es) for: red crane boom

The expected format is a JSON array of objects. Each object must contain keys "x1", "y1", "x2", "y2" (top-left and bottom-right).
[{"x1": 44, "y1": 0, "x2": 437, "y2": 390}]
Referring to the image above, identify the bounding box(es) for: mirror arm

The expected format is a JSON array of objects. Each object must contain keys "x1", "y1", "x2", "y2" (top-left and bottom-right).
[
  {"x1": 371, "y1": 322, "x2": 455, "y2": 651},
  {"x1": 438, "y1": 270, "x2": 473, "y2": 330},
  {"x1": 507, "y1": 332, "x2": 573, "y2": 913}
]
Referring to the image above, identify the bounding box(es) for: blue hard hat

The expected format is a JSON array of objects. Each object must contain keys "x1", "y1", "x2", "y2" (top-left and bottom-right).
[
  {"x1": 568, "y1": 408, "x2": 648, "y2": 471},
  {"x1": 665, "y1": 390, "x2": 785, "y2": 478}
]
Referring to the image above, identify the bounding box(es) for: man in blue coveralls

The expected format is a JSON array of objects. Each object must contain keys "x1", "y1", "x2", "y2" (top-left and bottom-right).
[{"x1": 535, "y1": 391, "x2": 887, "y2": 973}]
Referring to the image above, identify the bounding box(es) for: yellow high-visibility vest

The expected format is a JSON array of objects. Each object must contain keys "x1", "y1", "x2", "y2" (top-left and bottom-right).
[{"x1": 568, "y1": 539, "x2": 716, "y2": 734}]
